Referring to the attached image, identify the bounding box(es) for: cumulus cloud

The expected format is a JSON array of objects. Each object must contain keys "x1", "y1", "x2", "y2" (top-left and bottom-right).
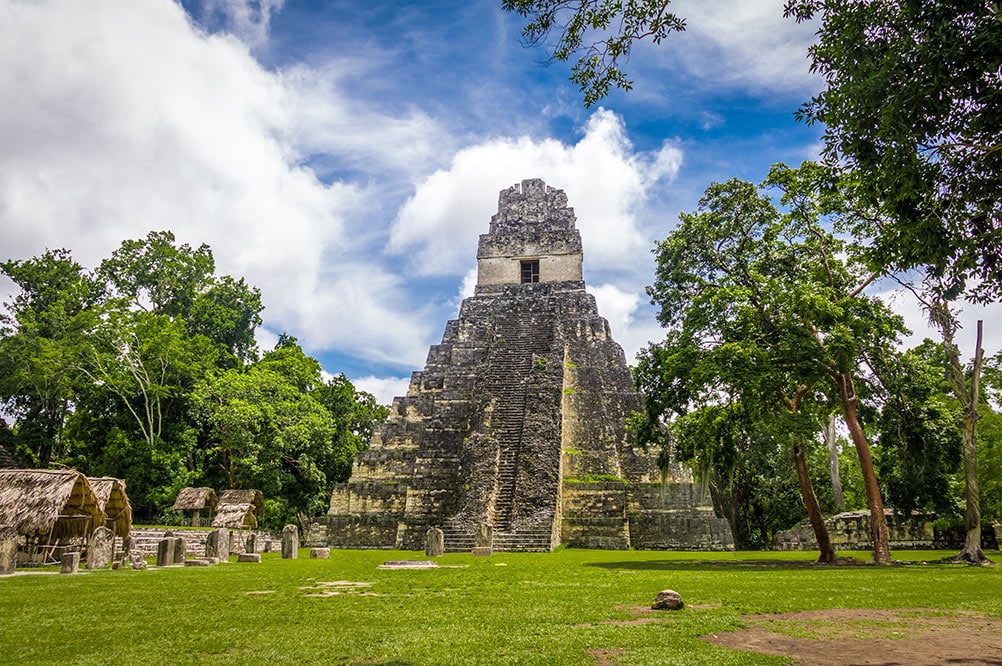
[
  {"x1": 0, "y1": 0, "x2": 440, "y2": 370},
  {"x1": 351, "y1": 375, "x2": 412, "y2": 407},
  {"x1": 650, "y1": 0, "x2": 822, "y2": 95},
  {"x1": 388, "y1": 109, "x2": 682, "y2": 278}
]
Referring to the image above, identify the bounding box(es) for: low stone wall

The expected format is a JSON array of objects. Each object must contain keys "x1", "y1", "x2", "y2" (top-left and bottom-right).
[
  {"x1": 307, "y1": 515, "x2": 399, "y2": 549},
  {"x1": 560, "y1": 481, "x2": 735, "y2": 551},
  {"x1": 774, "y1": 511, "x2": 935, "y2": 551},
  {"x1": 122, "y1": 527, "x2": 282, "y2": 558}
]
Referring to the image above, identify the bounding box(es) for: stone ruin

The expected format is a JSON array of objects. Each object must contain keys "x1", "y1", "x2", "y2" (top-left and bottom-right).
[{"x1": 315, "y1": 179, "x2": 734, "y2": 552}]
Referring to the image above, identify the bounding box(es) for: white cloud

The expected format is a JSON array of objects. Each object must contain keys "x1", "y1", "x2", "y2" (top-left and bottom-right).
[
  {"x1": 878, "y1": 288, "x2": 1002, "y2": 361},
  {"x1": 588, "y1": 283, "x2": 663, "y2": 365},
  {"x1": 655, "y1": 0, "x2": 822, "y2": 95},
  {"x1": 0, "y1": 0, "x2": 441, "y2": 370},
  {"x1": 388, "y1": 109, "x2": 682, "y2": 278},
  {"x1": 350, "y1": 375, "x2": 412, "y2": 407}
]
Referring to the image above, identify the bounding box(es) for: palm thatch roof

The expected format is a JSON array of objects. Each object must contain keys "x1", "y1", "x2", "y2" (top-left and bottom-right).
[
  {"x1": 87, "y1": 477, "x2": 133, "y2": 538},
  {"x1": 0, "y1": 469, "x2": 104, "y2": 540},
  {"x1": 211, "y1": 502, "x2": 258, "y2": 529},
  {"x1": 172, "y1": 487, "x2": 218, "y2": 512},
  {"x1": 217, "y1": 489, "x2": 264, "y2": 517},
  {"x1": 0, "y1": 445, "x2": 16, "y2": 469}
]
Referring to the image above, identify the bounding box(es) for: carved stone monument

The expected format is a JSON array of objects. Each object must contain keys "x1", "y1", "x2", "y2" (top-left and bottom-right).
[
  {"x1": 60, "y1": 552, "x2": 80, "y2": 574},
  {"x1": 425, "y1": 527, "x2": 445, "y2": 557},
  {"x1": 205, "y1": 528, "x2": 229, "y2": 560},
  {"x1": 156, "y1": 538, "x2": 175, "y2": 567},
  {"x1": 86, "y1": 526, "x2": 115, "y2": 570},
  {"x1": 282, "y1": 524, "x2": 299, "y2": 559},
  {"x1": 321, "y1": 179, "x2": 734, "y2": 552},
  {"x1": 0, "y1": 525, "x2": 16, "y2": 576},
  {"x1": 172, "y1": 536, "x2": 187, "y2": 564}
]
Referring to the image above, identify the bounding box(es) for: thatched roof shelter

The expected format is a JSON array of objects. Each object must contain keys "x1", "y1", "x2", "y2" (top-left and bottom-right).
[
  {"x1": 87, "y1": 477, "x2": 133, "y2": 538},
  {"x1": 172, "y1": 487, "x2": 218, "y2": 512},
  {"x1": 0, "y1": 469, "x2": 104, "y2": 540},
  {"x1": 217, "y1": 489, "x2": 264, "y2": 517},
  {"x1": 211, "y1": 502, "x2": 258, "y2": 529}
]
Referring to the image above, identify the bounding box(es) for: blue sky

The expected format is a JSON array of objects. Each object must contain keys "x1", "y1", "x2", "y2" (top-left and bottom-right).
[{"x1": 1, "y1": 0, "x2": 997, "y2": 404}]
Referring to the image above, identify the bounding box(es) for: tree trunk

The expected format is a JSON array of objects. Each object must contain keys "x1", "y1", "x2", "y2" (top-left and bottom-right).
[
  {"x1": 836, "y1": 371, "x2": 890, "y2": 564},
  {"x1": 793, "y1": 435, "x2": 836, "y2": 563},
  {"x1": 824, "y1": 413, "x2": 844, "y2": 510},
  {"x1": 950, "y1": 320, "x2": 989, "y2": 564}
]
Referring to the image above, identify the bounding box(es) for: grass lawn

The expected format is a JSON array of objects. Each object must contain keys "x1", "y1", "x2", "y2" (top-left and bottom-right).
[{"x1": 1, "y1": 548, "x2": 1000, "y2": 665}]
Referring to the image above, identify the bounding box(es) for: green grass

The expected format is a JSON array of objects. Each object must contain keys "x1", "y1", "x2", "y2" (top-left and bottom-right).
[{"x1": 1, "y1": 548, "x2": 1000, "y2": 665}]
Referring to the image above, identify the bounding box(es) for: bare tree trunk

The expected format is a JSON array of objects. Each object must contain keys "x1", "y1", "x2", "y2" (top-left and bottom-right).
[
  {"x1": 793, "y1": 434, "x2": 836, "y2": 563},
  {"x1": 836, "y1": 372, "x2": 890, "y2": 564},
  {"x1": 948, "y1": 320, "x2": 989, "y2": 564},
  {"x1": 824, "y1": 413, "x2": 844, "y2": 510}
]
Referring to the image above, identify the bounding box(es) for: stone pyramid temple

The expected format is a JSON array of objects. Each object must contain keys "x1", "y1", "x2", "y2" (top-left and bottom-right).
[{"x1": 310, "y1": 179, "x2": 733, "y2": 552}]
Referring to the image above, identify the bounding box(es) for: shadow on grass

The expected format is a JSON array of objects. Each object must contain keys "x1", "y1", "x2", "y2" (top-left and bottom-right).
[{"x1": 585, "y1": 558, "x2": 871, "y2": 572}]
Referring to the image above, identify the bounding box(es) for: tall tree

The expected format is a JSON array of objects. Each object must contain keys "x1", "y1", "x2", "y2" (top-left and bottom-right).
[
  {"x1": 640, "y1": 164, "x2": 906, "y2": 563},
  {"x1": 873, "y1": 340, "x2": 963, "y2": 519},
  {"x1": 0, "y1": 249, "x2": 102, "y2": 465},
  {"x1": 785, "y1": 0, "x2": 1002, "y2": 299},
  {"x1": 785, "y1": 0, "x2": 1001, "y2": 563}
]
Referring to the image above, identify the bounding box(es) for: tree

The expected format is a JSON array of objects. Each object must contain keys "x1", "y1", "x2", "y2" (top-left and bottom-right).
[
  {"x1": 313, "y1": 374, "x2": 389, "y2": 484},
  {"x1": 98, "y1": 230, "x2": 215, "y2": 317},
  {"x1": 785, "y1": 0, "x2": 1002, "y2": 299},
  {"x1": 784, "y1": 0, "x2": 1001, "y2": 563},
  {"x1": 502, "y1": 0, "x2": 686, "y2": 106},
  {"x1": 640, "y1": 164, "x2": 906, "y2": 563},
  {"x1": 0, "y1": 249, "x2": 103, "y2": 465},
  {"x1": 873, "y1": 341, "x2": 963, "y2": 519}
]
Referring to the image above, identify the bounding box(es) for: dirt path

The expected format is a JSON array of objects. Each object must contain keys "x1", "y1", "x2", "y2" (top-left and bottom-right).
[{"x1": 702, "y1": 608, "x2": 1002, "y2": 665}]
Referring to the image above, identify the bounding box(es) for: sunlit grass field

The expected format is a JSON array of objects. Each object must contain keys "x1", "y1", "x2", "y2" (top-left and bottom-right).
[{"x1": 2, "y1": 548, "x2": 1000, "y2": 665}]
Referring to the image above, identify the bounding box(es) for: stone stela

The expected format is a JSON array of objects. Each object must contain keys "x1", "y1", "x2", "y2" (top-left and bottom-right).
[{"x1": 316, "y1": 179, "x2": 734, "y2": 553}]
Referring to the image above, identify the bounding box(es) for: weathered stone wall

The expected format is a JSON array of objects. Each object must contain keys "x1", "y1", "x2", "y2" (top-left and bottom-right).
[
  {"x1": 560, "y1": 482, "x2": 630, "y2": 549},
  {"x1": 774, "y1": 511, "x2": 935, "y2": 551}
]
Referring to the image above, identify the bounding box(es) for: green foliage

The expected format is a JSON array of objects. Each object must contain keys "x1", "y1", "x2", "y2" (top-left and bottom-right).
[
  {"x1": 0, "y1": 234, "x2": 382, "y2": 523},
  {"x1": 636, "y1": 163, "x2": 906, "y2": 556},
  {"x1": 502, "y1": 0, "x2": 686, "y2": 106},
  {"x1": 785, "y1": 0, "x2": 1002, "y2": 300},
  {"x1": 563, "y1": 474, "x2": 627, "y2": 484},
  {"x1": 872, "y1": 341, "x2": 963, "y2": 517},
  {"x1": 0, "y1": 249, "x2": 103, "y2": 466}
]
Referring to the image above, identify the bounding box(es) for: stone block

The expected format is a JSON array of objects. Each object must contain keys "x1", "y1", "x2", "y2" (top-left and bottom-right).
[
  {"x1": 185, "y1": 559, "x2": 211, "y2": 567},
  {"x1": 425, "y1": 527, "x2": 444, "y2": 557},
  {"x1": 473, "y1": 524, "x2": 493, "y2": 549},
  {"x1": 86, "y1": 526, "x2": 115, "y2": 570},
  {"x1": 0, "y1": 525, "x2": 16, "y2": 576},
  {"x1": 130, "y1": 552, "x2": 147, "y2": 570},
  {"x1": 173, "y1": 536, "x2": 187, "y2": 564},
  {"x1": 156, "y1": 538, "x2": 176, "y2": 567},
  {"x1": 471, "y1": 546, "x2": 492, "y2": 557},
  {"x1": 245, "y1": 533, "x2": 257, "y2": 554},
  {"x1": 205, "y1": 528, "x2": 229, "y2": 560},
  {"x1": 237, "y1": 553, "x2": 261, "y2": 563},
  {"x1": 309, "y1": 548, "x2": 330, "y2": 559},
  {"x1": 60, "y1": 552, "x2": 80, "y2": 574},
  {"x1": 281, "y1": 524, "x2": 299, "y2": 559}
]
